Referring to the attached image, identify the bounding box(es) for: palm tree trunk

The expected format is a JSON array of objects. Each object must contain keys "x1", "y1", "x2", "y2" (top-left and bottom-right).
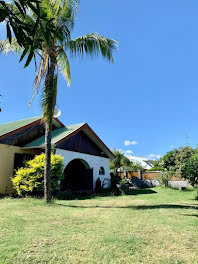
[
  {"x1": 44, "y1": 51, "x2": 57, "y2": 203},
  {"x1": 44, "y1": 125, "x2": 52, "y2": 202}
]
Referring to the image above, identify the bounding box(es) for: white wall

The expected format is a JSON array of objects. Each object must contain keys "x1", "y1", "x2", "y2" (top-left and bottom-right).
[{"x1": 56, "y1": 149, "x2": 111, "y2": 190}]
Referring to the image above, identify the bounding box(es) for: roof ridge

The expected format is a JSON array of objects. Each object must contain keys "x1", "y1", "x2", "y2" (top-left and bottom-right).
[
  {"x1": 0, "y1": 116, "x2": 41, "y2": 126},
  {"x1": 66, "y1": 122, "x2": 86, "y2": 127}
]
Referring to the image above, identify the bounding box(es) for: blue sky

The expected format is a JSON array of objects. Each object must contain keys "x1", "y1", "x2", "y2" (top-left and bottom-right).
[{"x1": 1, "y1": 0, "x2": 198, "y2": 159}]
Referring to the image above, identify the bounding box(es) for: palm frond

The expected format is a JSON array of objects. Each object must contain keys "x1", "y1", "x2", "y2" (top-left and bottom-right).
[
  {"x1": 57, "y1": 49, "x2": 71, "y2": 86},
  {"x1": 28, "y1": 52, "x2": 49, "y2": 107},
  {"x1": 66, "y1": 33, "x2": 118, "y2": 62}
]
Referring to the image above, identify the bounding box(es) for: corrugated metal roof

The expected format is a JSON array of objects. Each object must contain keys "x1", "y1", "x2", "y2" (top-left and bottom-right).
[
  {"x1": 25, "y1": 123, "x2": 85, "y2": 148},
  {"x1": 0, "y1": 116, "x2": 41, "y2": 137}
]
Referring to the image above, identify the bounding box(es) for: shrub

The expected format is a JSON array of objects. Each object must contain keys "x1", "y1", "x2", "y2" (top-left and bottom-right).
[
  {"x1": 118, "y1": 178, "x2": 129, "y2": 194},
  {"x1": 119, "y1": 178, "x2": 128, "y2": 186},
  {"x1": 156, "y1": 171, "x2": 172, "y2": 186},
  {"x1": 12, "y1": 153, "x2": 64, "y2": 195},
  {"x1": 110, "y1": 172, "x2": 121, "y2": 188},
  {"x1": 147, "y1": 166, "x2": 164, "y2": 172}
]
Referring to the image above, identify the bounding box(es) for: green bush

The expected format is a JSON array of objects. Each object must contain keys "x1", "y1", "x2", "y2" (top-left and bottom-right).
[
  {"x1": 119, "y1": 178, "x2": 128, "y2": 186},
  {"x1": 110, "y1": 172, "x2": 121, "y2": 188},
  {"x1": 12, "y1": 153, "x2": 64, "y2": 195},
  {"x1": 147, "y1": 166, "x2": 164, "y2": 172},
  {"x1": 156, "y1": 171, "x2": 172, "y2": 186}
]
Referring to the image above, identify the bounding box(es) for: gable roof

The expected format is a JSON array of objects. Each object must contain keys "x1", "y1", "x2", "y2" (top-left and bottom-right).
[
  {"x1": 0, "y1": 116, "x2": 64, "y2": 140},
  {"x1": 0, "y1": 116, "x2": 41, "y2": 137},
  {"x1": 24, "y1": 122, "x2": 114, "y2": 159},
  {"x1": 0, "y1": 116, "x2": 114, "y2": 159},
  {"x1": 25, "y1": 123, "x2": 85, "y2": 148},
  {"x1": 127, "y1": 155, "x2": 153, "y2": 169}
]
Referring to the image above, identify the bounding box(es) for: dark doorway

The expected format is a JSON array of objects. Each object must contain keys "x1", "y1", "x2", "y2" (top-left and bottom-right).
[{"x1": 61, "y1": 159, "x2": 93, "y2": 191}]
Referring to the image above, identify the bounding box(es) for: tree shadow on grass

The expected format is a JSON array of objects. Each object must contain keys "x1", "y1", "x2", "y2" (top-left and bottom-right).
[
  {"x1": 55, "y1": 188, "x2": 157, "y2": 201},
  {"x1": 180, "y1": 214, "x2": 198, "y2": 218},
  {"x1": 126, "y1": 189, "x2": 157, "y2": 195},
  {"x1": 55, "y1": 203, "x2": 198, "y2": 210}
]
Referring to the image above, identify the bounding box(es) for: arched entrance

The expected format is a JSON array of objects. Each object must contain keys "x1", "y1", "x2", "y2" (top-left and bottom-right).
[{"x1": 61, "y1": 159, "x2": 93, "y2": 191}]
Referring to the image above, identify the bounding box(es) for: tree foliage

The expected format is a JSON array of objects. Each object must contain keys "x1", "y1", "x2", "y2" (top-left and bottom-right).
[
  {"x1": 156, "y1": 171, "x2": 172, "y2": 186},
  {"x1": 110, "y1": 150, "x2": 131, "y2": 173},
  {"x1": 110, "y1": 150, "x2": 145, "y2": 173},
  {"x1": 159, "y1": 149, "x2": 178, "y2": 172},
  {"x1": 175, "y1": 146, "x2": 195, "y2": 178},
  {"x1": 185, "y1": 152, "x2": 198, "y2": 185},
  {"x1": 159, "y1": 146, "x2": 195, "y2": 178}
]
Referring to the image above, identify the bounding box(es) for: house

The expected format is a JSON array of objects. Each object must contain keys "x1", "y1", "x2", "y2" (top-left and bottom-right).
[
  {"x1": 127, "y1": 155, "x2": 153, "y2": 170},
  {"x1": 0, "y1": 117, "x2": 114, "y2": 194}
]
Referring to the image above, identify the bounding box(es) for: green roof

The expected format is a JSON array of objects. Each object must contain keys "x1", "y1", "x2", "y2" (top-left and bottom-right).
[
  {"x1": 0, "y1": 116, "x2": 41, "y2": 137},
  {"x1": 25, "y1": 123, "x2": 85, "y2": 148}
]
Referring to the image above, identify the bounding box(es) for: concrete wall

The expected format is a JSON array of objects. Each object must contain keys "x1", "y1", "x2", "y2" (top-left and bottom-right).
[
  {"x1": 56, "y1": 149, "x2": 111, "y2": 190},
  {"x1": 0, "y1": 144, "x2": 39, "y2": 194},
  {"x1": 168, "y1": 180, "x2": 190, "y2": 189}
]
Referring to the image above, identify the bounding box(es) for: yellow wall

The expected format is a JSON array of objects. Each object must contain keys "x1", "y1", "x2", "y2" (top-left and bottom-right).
[{"x1": 0, "y1": 144, "x2": 39, "y2": 194}]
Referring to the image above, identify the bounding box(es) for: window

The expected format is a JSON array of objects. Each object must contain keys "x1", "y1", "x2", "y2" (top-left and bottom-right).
[{"x1": 99, "y1": 167, "x2": 105, "y2": 175}]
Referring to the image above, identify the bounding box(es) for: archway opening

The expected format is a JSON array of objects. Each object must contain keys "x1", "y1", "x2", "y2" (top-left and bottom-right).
[{"x1": 61, "y1": 159, "x2": 93, "y2": 191}]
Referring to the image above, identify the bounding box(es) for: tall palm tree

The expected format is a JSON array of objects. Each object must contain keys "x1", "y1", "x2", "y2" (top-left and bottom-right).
[{"x1": 1, "y1": 0, "x2": 118, "y2": 202}]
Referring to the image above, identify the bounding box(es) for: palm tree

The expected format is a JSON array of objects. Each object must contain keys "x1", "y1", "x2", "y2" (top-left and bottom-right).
[{"x1": 1, "y1": 0, "x2": 118, "y2": 203}]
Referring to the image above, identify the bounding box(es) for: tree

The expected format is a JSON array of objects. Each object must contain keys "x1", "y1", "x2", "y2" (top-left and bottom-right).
[
  {"x1": 185, "y1": 152, "x2": 198, "y2": 185},
  {"x1": 110, "y1": 150, "x2": 145, "y2": 173},
  {"x1": 1, "y1": 0, "x2": 118, "y2": 202},
  {"x1": 159, "y1": 146, "x2": 195, "y2": 178},
  {"x1": 1, "y1": 1, "x2": 39, "y2": 55},
  {"x1": 110, "y1": 150, "x2": 131, "y2": 173},
  {"x1": 175, "y1": 146, "x2": 195, "y2": 178},
  {"x1": 159, "y1": 149, "x2": 178, "y2": 172}
]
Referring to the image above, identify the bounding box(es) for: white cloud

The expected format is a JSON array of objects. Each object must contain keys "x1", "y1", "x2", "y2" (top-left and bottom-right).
[
  {"x1": 148, "y1": 154, "x2": 161, "y2": 160},
  {"x1": 117, "y1": 149, "x2": 134, "y2": 156},
  {"x1": 124, "y1": 140, "x2": 138, "y2": 146},
  {"x1": 125, "y1": 150, "x2": 133, "y2": 154}
]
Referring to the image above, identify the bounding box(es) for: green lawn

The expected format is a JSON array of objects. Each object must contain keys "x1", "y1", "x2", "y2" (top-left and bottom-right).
[{"x1": 0, "y1": 187, "x2": 197, "y2": 264}]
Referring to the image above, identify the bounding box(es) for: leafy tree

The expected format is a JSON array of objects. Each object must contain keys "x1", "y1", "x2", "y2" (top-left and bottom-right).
[
  {"x1": 184, "y1": 152, "x2": 198, "y2": 185},
  {"x1": 110, "y1": 150, "x2": 145, "y2": 173},
  {"x1": 1, "y1": 0, "x2": 117, "y2": 202},
  {"x1": 159, "y1": 146, "x2": 195, "y2": 178},
  {"x1": 175, "y1": 146, "x2": 195, "y2": 178},
  {"x1": 159, "y1": 149, "x2": 178, "y2": 172},
  {"x1": 110, "y1": 150, "x2": 130, "y2": 173}
]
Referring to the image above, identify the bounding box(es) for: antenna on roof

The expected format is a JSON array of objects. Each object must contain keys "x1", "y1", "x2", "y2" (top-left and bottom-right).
[{"x1": 53, "y1": 106, "x2": 61, "y2": 118}]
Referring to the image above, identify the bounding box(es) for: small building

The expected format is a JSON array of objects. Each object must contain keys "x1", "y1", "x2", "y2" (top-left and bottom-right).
[
  {"x1": 0, "y1": 117, "x2": 114, "y2": 194},
  {"x1": 127, "y1": 155, "x2": 154, "y2": 170}
]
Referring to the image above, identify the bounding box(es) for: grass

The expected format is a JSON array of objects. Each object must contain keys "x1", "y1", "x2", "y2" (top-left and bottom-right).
[{"x1": 0, "y1": 187, "x2": 197, "y2": 264}]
